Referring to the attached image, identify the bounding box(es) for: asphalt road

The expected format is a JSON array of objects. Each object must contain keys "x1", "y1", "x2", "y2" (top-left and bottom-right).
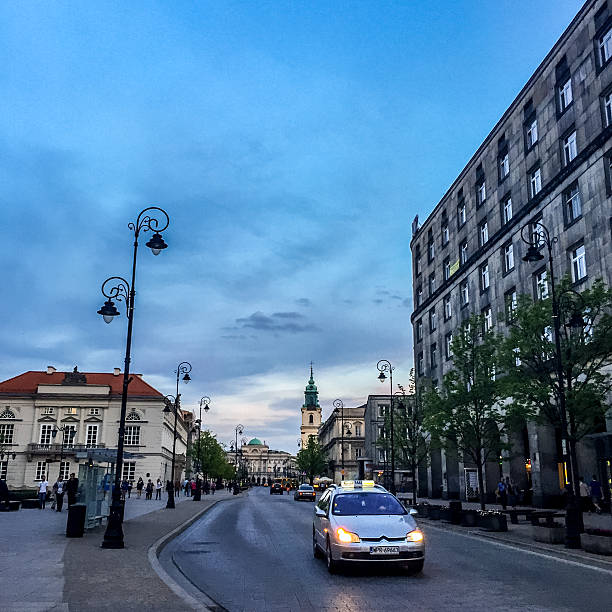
[{"x1": 160, "y1": 487, "x2": 612, "y2": 612}]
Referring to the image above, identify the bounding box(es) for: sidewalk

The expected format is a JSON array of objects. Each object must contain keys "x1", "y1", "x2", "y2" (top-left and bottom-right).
[
  {"x1": 0, "y1": 490, "x2": 234, "y2": 612},
  {"x1": 412, "y1": 496, "x2": 612, "y2": 570}
]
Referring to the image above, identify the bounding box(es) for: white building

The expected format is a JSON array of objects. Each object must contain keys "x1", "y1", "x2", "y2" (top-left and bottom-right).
[
  {"x1": 227, "y1": 438, "x2": 296, "y2": 485},
  {"x1": 0, "y1": 366, "x2": 190, "y2": 490}
]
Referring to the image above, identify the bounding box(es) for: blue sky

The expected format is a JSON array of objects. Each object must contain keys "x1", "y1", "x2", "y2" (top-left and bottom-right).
[{"x1": 0, "y1": 1, "x2": 584, "y2": 453}]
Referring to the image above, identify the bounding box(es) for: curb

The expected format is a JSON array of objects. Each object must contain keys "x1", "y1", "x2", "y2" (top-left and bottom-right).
[{"x1": 148, "y1": 495, "x2": 238, "y2": 611}]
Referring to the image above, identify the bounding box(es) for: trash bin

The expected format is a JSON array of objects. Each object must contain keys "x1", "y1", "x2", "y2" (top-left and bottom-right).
[
  {"x1": 449, "y1": 500, "x2": 462, "y2": 524},
  {"x1": 66, "y1": 503, "x2": 87, "y2": 538}
]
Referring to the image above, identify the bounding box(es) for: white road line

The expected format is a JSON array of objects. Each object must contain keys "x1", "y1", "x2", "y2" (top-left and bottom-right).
[{"x1": 424, "y1": 523, "x2": 612, "y2": 576}]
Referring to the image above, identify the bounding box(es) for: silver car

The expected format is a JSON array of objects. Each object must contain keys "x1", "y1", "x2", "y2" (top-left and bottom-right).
[{"x1": 312, "y1": 481, "x2": 424, "y2": 574}]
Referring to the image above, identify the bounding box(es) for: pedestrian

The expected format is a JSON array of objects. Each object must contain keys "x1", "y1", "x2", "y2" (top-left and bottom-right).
[
  {"x1": 589, "y1": 474, "x2": 603, "y2": 514},
  {"x1": 506, "y1": 477, "x2": 517, "y2": 508},
  {"x1": 191, "y1": 479, "x2": 197, "y2": 496},
  {"x1": 211, "y1": 481, "x2": 216, "y2": 495},
  {"x1": 0, "y1": 477, "x2": 9, "y2": 507},
  {"x1": 175, "y1": 479, "x2": 181, "y2": 497},
  {"x1": 66, "y1": 473, "x2": 79, "y2": 507},
  {"x1": 53, "y1": 477, "x2": 65, "y2": 512},
  {"x1": 578, "y1": 476, "x2": 591, "y2": 513},
  {"x1": 38, "y1": 477, "x2": 49, "y2": 509},
  {"x1": 497, "y1": 478, "x2": 507, "y2": 510},
  {"x1": 203, "y1": 480, "x2": 210, "y2": 495},
  {"x1": 146, "y1": 479, "x2": 154, "y2": 500},
  {"x1": 183, "y1": 478, "x2": 189, "y2": 496},
  {"x1": 136, "y1": 477, "x2": 144, "y2": 498},
  {"x1": 155, "y1": 478, "x2": 162, "y2": 500},
  {"x1": 127, "y1": 480, "x2": 133, "y2": 498},
  {"x1": 120, "y1": 479, "x2": 129, "y2": 501}
]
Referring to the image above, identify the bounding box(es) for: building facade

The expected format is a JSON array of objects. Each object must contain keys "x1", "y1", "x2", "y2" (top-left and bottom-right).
[
  {"x1": 410, "y1": 0, "x2": 612, "y2": 505},
  {"x1": 228, "y1": 437, "x2": 296, "y2": 485},
  {"x1": 318, "y1": 404, "x2": 365, "y2": 483},
  {"x1": 0, "y1": 367, "x2": 190, "y2": 490},
  {"x1": 300, "y1": 365, "x2": 322, "y2": 448}
]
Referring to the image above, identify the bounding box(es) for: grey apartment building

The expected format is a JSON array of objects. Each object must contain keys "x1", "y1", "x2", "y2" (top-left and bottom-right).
[{"x1": 410, "y1": 0, "x2": 612, "y2": 506}]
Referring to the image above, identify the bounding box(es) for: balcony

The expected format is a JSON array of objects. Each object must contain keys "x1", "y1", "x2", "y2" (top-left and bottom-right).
[{"x1": 26, "y1": 443, "x2": 106, "y2": 460}]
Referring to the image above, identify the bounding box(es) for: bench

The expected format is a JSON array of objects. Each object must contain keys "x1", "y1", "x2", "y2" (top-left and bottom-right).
[
  {"x1": 21, "y1": 498, "x2": 41, "y2": 509},
  {"x1": 501, "y1": 508, "x2": 535, "y2": 524},
  {"x1": 0, "y1": 500, "x2": 21, "y2": 512},
  {"x1": 530, "y1": 510, "x2": 565, "y2": 527}
]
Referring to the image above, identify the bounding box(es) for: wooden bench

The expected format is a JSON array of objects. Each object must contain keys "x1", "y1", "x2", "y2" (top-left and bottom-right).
[
  {"x1": 501, "y1": 508, "x2": 535, "y2": 524},
  {"x1": 530, "y1": 510, "x2": 565, "y2": 527}
]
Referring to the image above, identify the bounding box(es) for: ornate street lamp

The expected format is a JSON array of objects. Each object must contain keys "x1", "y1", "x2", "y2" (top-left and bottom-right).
[
  {"x1": 333, "y1": 399, "x2": 345, "y2": 479},
  {"x1": 377, "y1": 359, "x2": 396, "y2": 494},
  {"x1": 521, "y1": 219, "x2": 586, "y2": 548},
  {"x1": 99, "y1": 206, "x2": 169, "y2": 550},
  {"x1": 165, "y1": 362, "x2": 192, "y2": 509},
  {"x1": 234, "y1": 424, "x2": 244, "y2": 482},
  {"x1": 192, "y1": 396, "x2": 210, "y2": 501}
]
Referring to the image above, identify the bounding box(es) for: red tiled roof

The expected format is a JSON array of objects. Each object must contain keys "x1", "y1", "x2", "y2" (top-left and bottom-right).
[{"x1": 0, "y1": 371, "x2": 163, "y2": 397}]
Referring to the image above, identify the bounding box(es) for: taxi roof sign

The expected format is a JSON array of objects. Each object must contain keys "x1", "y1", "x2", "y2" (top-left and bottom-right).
[{"x1": 340, "y1": 480, "x2": 376, "y2": 489}]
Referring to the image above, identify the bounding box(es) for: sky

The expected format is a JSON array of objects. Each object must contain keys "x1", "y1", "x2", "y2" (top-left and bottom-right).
[{"x1": 0, "y1": 0, "x2": 585, "y2": 454}]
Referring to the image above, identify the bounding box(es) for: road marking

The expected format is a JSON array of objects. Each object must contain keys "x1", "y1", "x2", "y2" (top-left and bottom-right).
[{"x1": 424, "y1": 523, "x2": 612, "y2": 576}]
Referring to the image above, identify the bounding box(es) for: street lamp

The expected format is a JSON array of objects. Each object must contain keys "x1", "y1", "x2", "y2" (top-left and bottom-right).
[
  {"x1": 193, "y1": 396, "x2": 210, "y2": 501},
  {"x1": 234, "y1": 425, "x2": 244, "y2": 482},
  {"x1": 165, "y1": 362, "x2": 192, "y2": 509},
  {"x1": 51, "y1": 425, "x2": 76, "y2": 481},
  {"x1": 521, "y1": 219, "x2": 586, "y2": 548},
  {"x1": 333, "y1": 399, "x2": 345, "y2": 479},
  {"x1": 377, "y1": 359, "x2": 396, "y2": 495},
  {"x1": 99, "y1": 206, "x2": 169, "y2": 550}
]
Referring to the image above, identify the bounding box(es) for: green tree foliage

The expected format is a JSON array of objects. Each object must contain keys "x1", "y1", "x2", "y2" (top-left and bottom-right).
[
  {"x1": 500, "y1": 278, "x2": 612, "y2": 492},
  {"x1": 189, "y1": 431, "x2": 236, "y2": 481},
  {"x1": 425, "y1": 314, "x2": 519, "y2": 509},
  {"x1": 296, "y1": 436, "x2": 327, "y2": 484}
]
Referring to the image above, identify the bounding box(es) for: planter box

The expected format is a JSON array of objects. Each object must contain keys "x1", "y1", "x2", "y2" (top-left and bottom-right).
[
  {"x1": 21, "y1": 498, "x2": 40, "y2": 509},
  {"x1": 416, "y1": 505, "x2": 429, "y2": 518},
  {"x1": 532, "y1": 525, "x2": 565, "y2": 544},
  {"x1": 582, "y1": 533, "x2": 612, "y2": 556},
  {"x1": 461, "y1": 510, "x2": 478, "y2": 527},
  {"x1": 428, "y1": 506, "x2": 441, "y2": 520},
  {"x1": 440, "y1": 507, "x2": 451, "y2": 522},
  {"x1": 479, "y1": 514, "x2": 508, "y2": 532}
]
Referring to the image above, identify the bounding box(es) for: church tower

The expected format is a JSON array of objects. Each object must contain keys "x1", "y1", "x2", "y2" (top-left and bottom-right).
[{"x1": 300, "y1": 364, "x2": 322, "y2": 448}]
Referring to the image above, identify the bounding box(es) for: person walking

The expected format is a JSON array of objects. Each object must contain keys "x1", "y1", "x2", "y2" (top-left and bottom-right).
[
  {"x1": 211, "y1": 481, "x2": 216, "y2": 495},
  {"x1": 175, "y1": 479, "x2": 181, "y2": 498},
  {"x1": 136, "y1": 477, "x2": 144, "y2": 498},
  {"x1": 155, "y1": 478, "x2": 162, "y2": 500},
  {"x1": 127, "y1": 480, "x2": 133, "y2": 498},
  {"x1": 120, "y1": 479, "x2": 129, "y2": 501},
  {"x1": 191, "y1": 479, "x2": 197, "y2": 496},
  {"x1": 183, "y1": 478, "x2": 189, "y2": 496},
  {"x1": 579, "y1": 476, "x2": 591, "y2": 513},
  {"x1": 497, "y1": 478, "x2": 508, "y2": 510},
  {"x1": 53, "y1": 477, "x2": 65, "y2": 512},
  {"x1": 38, "y1": 477, "x2": 49, "y2": 509},
  {"x1": 66, "y1": 473, "x2": 79, "y2": 507},
  {"x1": 505, "y1": 477, "x2": 516, "y2": 508},
  {"x1": 146, "y1": 479, "x2": 154, "y2": 500},
  {"x1": 589, "y1": 475, "x2": 603, "y2": 514}
]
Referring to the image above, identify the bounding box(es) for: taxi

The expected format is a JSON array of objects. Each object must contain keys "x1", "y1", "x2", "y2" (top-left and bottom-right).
[{"x1": 312, "y1": 480, "x2": 424, "y2": 574}]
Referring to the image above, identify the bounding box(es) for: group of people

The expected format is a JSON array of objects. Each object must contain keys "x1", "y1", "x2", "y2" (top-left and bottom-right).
[
  {"x1": 579, "y1": 475, "x2": 604, "y2": 513},
  {"x1": 182, "y1": 478, "x2": 216, "y2": 496},
  {"x1": 37, "y1": 473, "x2": 79, "y2": 510},
  {"x1": 496, "y1": 477, "x2": 523, "y2": 509}
]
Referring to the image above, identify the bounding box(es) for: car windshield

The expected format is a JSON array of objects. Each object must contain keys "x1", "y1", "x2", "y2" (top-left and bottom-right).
[
  {"x1": 299, "y1": 485, "x2": 313, "y2": 490},
  {"x1": 332, "y1": 492, "x2": 406, "y2": 516}
]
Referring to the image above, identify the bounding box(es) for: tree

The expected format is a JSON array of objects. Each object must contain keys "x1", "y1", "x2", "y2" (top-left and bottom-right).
[
  {"x1": 501, "y1": 278, "x2": 612, "y2": 496},
  {"x1": 425, "y1": 314, "x2": 520, "y2": 510},
  {"x1": 296, "y1": 436, "x2": 327, "y2": 484},
  {"x1": 189, "y1": 431, "x2": 235, "y2": 482}
]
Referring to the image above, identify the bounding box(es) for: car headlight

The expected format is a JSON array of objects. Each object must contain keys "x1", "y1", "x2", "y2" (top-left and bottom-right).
[
  {"x1": 336, "y1": 527, "x2": 360, "y2": 543},
  {"x1": 406, "y1": 529, "x2": 424, "y2": 542}
]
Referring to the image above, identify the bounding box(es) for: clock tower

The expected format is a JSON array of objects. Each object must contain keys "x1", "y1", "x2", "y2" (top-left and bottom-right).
[{"x1": 300, "y1": 364, "x2": 321, "y2": 448}]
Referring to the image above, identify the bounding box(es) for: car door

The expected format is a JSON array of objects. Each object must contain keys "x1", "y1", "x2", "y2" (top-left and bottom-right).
[{"x1": 314, "y1": 489, "x2": 331, "y2": 547}]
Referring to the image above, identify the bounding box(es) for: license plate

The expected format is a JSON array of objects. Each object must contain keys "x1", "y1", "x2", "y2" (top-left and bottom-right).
[{"x1": 370, "y1": 546, "x2": 399, "y2": 555}]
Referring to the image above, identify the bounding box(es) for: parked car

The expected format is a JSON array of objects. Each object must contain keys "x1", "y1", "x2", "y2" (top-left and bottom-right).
[
  {"x1": 270, "y1": 482, "x2": 284, "y2": 495},
  {"x1": 294, "y1": 484, "x2": 316, "y2": 502}
]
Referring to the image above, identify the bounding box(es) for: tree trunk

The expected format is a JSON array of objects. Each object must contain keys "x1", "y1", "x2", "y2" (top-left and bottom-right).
[{"x1": 476, "y1": 463, "x2": 486, "y2": 511}]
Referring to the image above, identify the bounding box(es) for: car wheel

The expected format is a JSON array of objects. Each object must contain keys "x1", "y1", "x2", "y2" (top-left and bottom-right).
[
  {"x1": 326, "y1": 537, "x2": 339, "y2": 574},
  {"x1": 313, "y1": 529, "x2": 323, "y2": 559}
]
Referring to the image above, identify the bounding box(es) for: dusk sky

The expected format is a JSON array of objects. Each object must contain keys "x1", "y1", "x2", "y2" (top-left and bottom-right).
[{"x1": 0, "y1": 1, "x2": 584, "y2": 454}]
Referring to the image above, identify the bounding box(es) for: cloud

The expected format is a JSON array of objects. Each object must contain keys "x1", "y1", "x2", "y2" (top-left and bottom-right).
[
  {"x1": 402, "y1": 298, "x2": 412, "y2": 308},
  {"x1": 235, "y1": 311, "x2": 315, "y2": 333},
  {"x1": 295, "y1": 298, "x2": 312, "y2": 307}
]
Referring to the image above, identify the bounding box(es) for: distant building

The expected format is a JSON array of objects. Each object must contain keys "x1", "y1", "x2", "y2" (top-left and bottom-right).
[
  {"x1": 0, "y1": 366, "x2": 190, "y2": 489},
  {"x1": 229, "y1": 437, "x2": 296, "y2": 485},
  {"x1": 300, "y1": 365, "x2": 321, "y2": 448},
  {"x1": 318, "y1": 404, "x2": 365, "y2": 483}
]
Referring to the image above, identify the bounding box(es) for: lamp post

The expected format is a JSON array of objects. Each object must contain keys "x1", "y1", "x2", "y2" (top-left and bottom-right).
[
  {"x1": 333, "y1": 399, "x2": 345, "y2": 479},
  {"x1": 51, "y1": 425, "x2": 76, "y2": 481},
  {"x1": 377, "y1": 359, "x2": 396, "y2": 494},
  {"x1": 234, "y1": 424, "x2": 244, "y2": 483},
  {"x1": 98, "y1": 207, "x2": 169, "y2": 549},
  {"x1": 165, "y1": 362, "x2": 192, "y2": 509},
  {"x1": 521, "y1": 220, "x2": 586, "y2": 548},
  {"x1": 193, "y1": 396, "x2": 210, "y2": 501}
]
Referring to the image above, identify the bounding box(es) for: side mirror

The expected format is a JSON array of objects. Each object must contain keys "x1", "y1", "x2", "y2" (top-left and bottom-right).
[
  {"x1": 409, "y1": 509, "x2": 418, "y2": 517},
  {"x1": 315, "y1": 506, "x2": 326, "y2": 517}
]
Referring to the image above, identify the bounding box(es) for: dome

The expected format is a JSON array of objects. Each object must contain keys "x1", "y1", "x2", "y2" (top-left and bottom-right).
[{"x1": 248, "y1": 437, "x2": 263, "y2": 446}]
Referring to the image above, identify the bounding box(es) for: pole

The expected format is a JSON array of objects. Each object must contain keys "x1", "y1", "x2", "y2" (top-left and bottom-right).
[{"x1": 389, "y1": 368, "x2": 396, "y2": 495}]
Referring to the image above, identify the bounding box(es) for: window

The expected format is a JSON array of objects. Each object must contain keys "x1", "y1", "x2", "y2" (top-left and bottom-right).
[
  {"x1": 501, "y1": 195, "x2": 513, "y2": 225},
  {"x1": 415, "y1": 246, "x2": 422, "y2": 276},
  {"x1": 309, "y1": 414, "x2": 314, "y2": 424},
  {"x1": 430, "y1": 343, "x2": 438, "y2": 368},
  {"x1": 445, "y1": 332, "x2": 453, "y2": 360},
  {"x1": 476, "y1": 178, "x2": 486, "y2": 207},
  {"x1": 42, "y1": 407, "x2": 54, "y2": 415},
  {"x1": 604, "y1": 92, "x2": 612, "y2": 127},
  {"x1": 429, "y1": 273, "x2": 436, "y2": 296},
  {"x1": 378, "y1": 405, "x2": 388, "y2": 418},
  {"x1": 65, "y1": 407, "x2": 78, "y2": 416},
  {"x1": 526, "y1": 118, "x2": 538, "y2": 148},
  {"x1": 417, "y1": 352, "x2": 424, "y2": 376},
  {"x1": 126, "y1": 411, "x2": 140, "y2": 421},
  {"x1": 563, "y1": 131, "x2": 577, "y2": 164},
  {"x1": 122, "y1": 462, "x2": 136, "y2": 481},
  {"x1": 513, "y1": 347, "x2": 521, "y2": 367},
  {"x1": 415, "y1": 319, "x2": 423, "y2": 342},
  {"x1": 40, "y1": 424, "x2": 53, "y2": 445},
  {"x1": 0, "y1": 408, "x2": 15, "y2": 419},
  {"x1": 505, "y1": 288, "x2": 518, "y2": 321},
  {"x1": 59, "y1": 461, "x2": 70, "y2": 481},
  {"x1": 35, "y1": 461, "x2": 47, "y2": 481},
  {"x1": 599, "y1": 27, "x2": 612, "y2": 65},
  {"x1": 535, "y1": 269, "x2": 549, "y2": 300},
  {"x1": 460, "y1": 280, "x2": 469, "y2": 306},
  {"x1": 478, "y1": 220, "x2": 489, "y2": 247},
  {"x1": 62, "y1": 425, "x2": 76, "y2": 447},
  {"x1": 480, "y1": 262, "x2": 490, "y2": 291},
  {"x1": 443, "y1": 257, "x2": 451, "y2": 281},
  {"x1": 559, "y1": 78, "x2": 573, "y2": 113},
  {"x1": 125, "y1": 426, "x2": 141, "y2": 446},
  {"x1": 429, "y1": 308, "x2": 437, "y2": 332},
  {"x1": 499, "y1": 152, "x2": 509, "y2": 181},
  {"x1": 571, "y1": 244, "x2": 587, "y2": 282},
  {"x1": 503, "y1": 242, "x2": 515, "y2": 274},
  {"x1": 89, "y1": 407, "x2": 100, "y2": 416},
  {"x1": 0, "y1": 423, "x2": 14, "y2": 445},
  {"x1": 483, "y1": 306, "x2": 493, "y2": 331},
  {"x1": 86, "y1": 424, "x2": 98, "y2": 447},
  {"x1": 443, "y1": 295, "x2": 452, "y2": 320},
  {"x1": 0, "y1": 461, "x2": 6, "y2": 480},
  {"x1": 457, "y1": 200, "x2": 467, "y2": 228},
  {"x1": 427, "y1": 229, "x2": 435, "y2": 262},
  {"x1": 460, "y1": 240, "x2": 468, "y2": 265},
  {"x1": 441, "y1": 220, "x2": 449, "y2": 246},
  {"x1": 564, "y1": 184, "x2": 582, "y2": 224},
  {"x1": 355, "y1": 424, "x2": 362, "y2": 437},
  {"x1": 416, "y1": 285, "x2": 423, "y2": 307},
  {"x1": 529, "y1": 167, "x2": 542, "y2": 198}
]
